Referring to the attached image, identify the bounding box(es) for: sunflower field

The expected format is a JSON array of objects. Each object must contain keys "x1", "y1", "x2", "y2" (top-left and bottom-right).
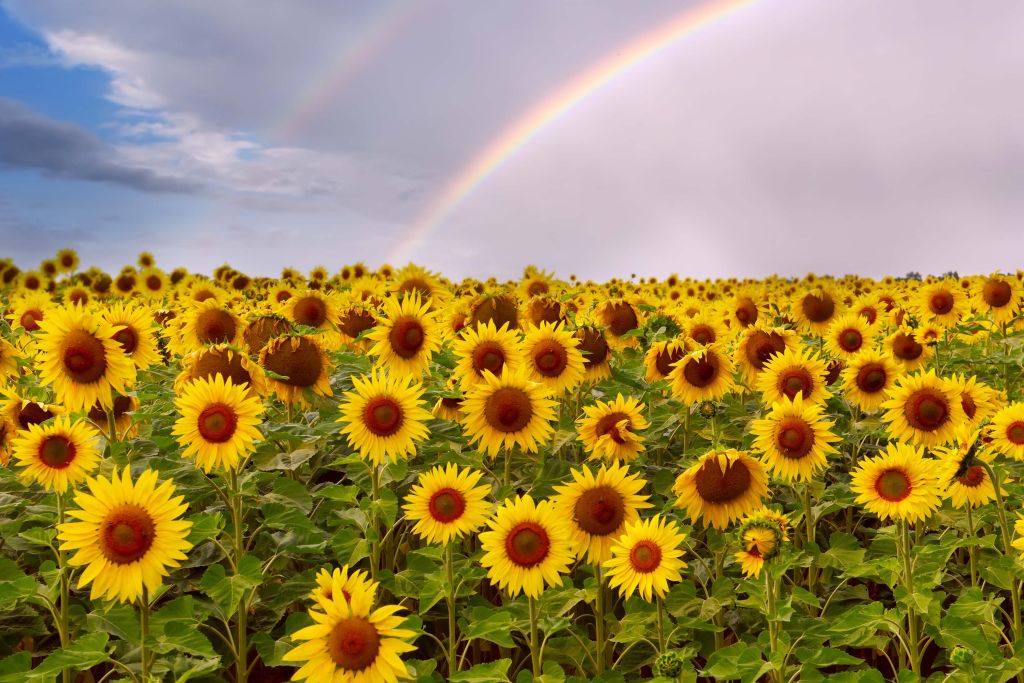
[{"x1": 2, "y1": 253, "x2": 1024, "y2": 683}]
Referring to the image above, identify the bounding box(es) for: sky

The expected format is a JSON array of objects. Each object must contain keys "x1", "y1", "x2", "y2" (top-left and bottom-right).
[{"x1": 0, "y1": 0, "x2": 1021, "y2": 282}]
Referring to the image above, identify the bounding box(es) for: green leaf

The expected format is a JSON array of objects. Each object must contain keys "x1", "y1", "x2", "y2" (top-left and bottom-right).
[
  {"x1": 462, "y1": 608, "x2": 516, "y2": 648},
  {"x1": 0, "y1": 560, "x2": 37, "y2": 609},
  {"x1": 199, "y1": 555, "x2": 263, "y2": 618},
  {"x1": 449, "y1": 658, "x2": 512, "y2": 683},
  {"x1": 22, "y1": 632, "x2": 110, "y2": 681},
  {"x1": 701, "y1": 642, "x2": 772, "y2": 683}
]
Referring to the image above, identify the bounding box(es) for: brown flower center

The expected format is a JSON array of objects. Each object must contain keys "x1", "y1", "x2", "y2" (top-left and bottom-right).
[
  {"x1": 628, "y1": 540, "x2": 662, "y2": 573},
  {"x1": 39, "y1": 435, "x2": 76, "y2": 469},
  {"x1": 654, "y1": 345, "x2": 686, "y2": 377},
  {"x1": 573, "y1": 486, "x2": 625, "y2": 536},
  {"x1": 575, "y1": 328, "x2": 609, "y2": 369},
  {"x1": 87, "y1": 395, "x2": 134, "y2": 424},
  {"x1": 293, "y1": 296, "x2": 328, "y2": 327},
  {"x1": 471, "y1": 295, "x2": 519, "y2": 331},
  {"x1": 145, "y1": 275, "x2": 162, "y2": 292},
  {"x1": 856, "y1": 363, "x2": 887, "y2": 393},
  {"x1": 776, "y1": 418, "x2": 813, "y2": 459},
  {"x1": 983, "y1": 279, "x2": 1012, "y2": 308},
  {"x1": 960, "y1": 393, "x2": 977, "y2": 420},
  {"x1": 929, "y1": 291, "x2": 954, "y2": 314},
  {"x1": 18, "y1": 402, "x2": 55, "y2": 429},
  {"x1": 734, "y1": 298, "x2": 758, "y2": 327},
  {"x1": 958, "y1": 466, "x2": 985, "y2": 488},
  {"x1": 744, "y1": 331, "x2": 786, "y2": 370},
  {"x1": 20, "y1": 310, "x2": 43, "y2": 331},
  {"x1": 99, "y1": 505, "x2": 156, "y2": 564},
  {"x1": 875, "y1": 469, "x2": 912, "y2": 502},
  {"x1": 904, "y1": 389, "x2": 949, "y2": 432},
  {"x1": 428, "y1": 488, "x2": 466, "y2": 523},
  {"x1": 472, "y1": 341, "x2": 506, "y2": 376},
  {"x1": 603, "y1": 302, "x2": 638, "y2": 337},
  {"x1": 62, "y1": 329, "x2": 108, "y2": 383},
  {"x1": 388, "y1": 317, "x2": 425, "y2": 358},
  {"x1": 838, "y1": 329, "x2": 863, "y2": 353},
  {"x1": 262, "y1": 337, "x2": 323, "y2": 387},
  {"x1": 694, "y1": 457, "x2": 752, "y2": 504},
  {"x1": 891, "y1": 333, "x2": 923, "y2": 361},
  {"x1": 1007, "y1": 421, "x2": 1024, "y2": 445},
  {"x1": 339, "y1": 309, "x2": 376, "y2": 340},
  {"x1": 112, "y1": 326, "x2": 139, "y2": 354},
  {"x1": 801, "y1": 293, "x2": 835, "y2": 323},
  {"x1": 243, "y1": 316, "x2": 292, "y2": 354},
  {"x1": 505, "y1": 522, "x2": 550, "y2": 567},
  {"x1": 532, "y1": 340, "x2": 567, "y2": 377},
  {"x1": 197, "y1": 403, "x2": 238, "y2": 443},
  {"x1": 778, "y1": 368, "x2": 813, "y2": 400},
  {"x1": 193, "y1": 349, "x2": 253, "y2": 388},
  {"x1": 326, "y1": 617, "x2": 381, "y2": 672},
  {"x1": 682, "y1": 354, "x2": 720, "y2": 388},
  {"x1": 594, "y1": 412, "x2": 630, "y2": 444},
  {"x1": 195, "y1": 308, "x2": 237, "y2": 344},
  {"x1": 484, "y1": 387, "x2": 533, "y2": 433},
  {"x1": 362, "y1": 397, "x2": 403, "y2": 437},
  {"x1": 690, "y1": 325, "x2": 716, "y2": 346}
]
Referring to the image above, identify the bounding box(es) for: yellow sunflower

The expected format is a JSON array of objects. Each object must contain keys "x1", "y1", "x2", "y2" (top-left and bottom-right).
[
  {"x1": 884, "y1": 327, "x2": 933, "y2": 372},
  {"x1": 553, "y1": 462, "x2": 651, "y2": 564},
  {"x1": 915, "y1": 282, "x2": 966, "y2": 327},
  {"x1": 603, "y1": 515, "x2": 687, "y2": 601},
  {"x1": 933, "y1": 428, "x2": 1000, "y2": 509},
  {"x1": 137, "y1": 269, "x2": 168, "y2": 300},
  {"x1": 432, "y1": 376, "x2": 465, "y2": 422},
  {"x1": 177, "y1": 344, "x2": 269, "y2": 398},
  {"x1": 35, "y1": 305, "x2": 137, "y2": 412},
  {"x1": 11, "y1": 416, "x2": 102, "y2": 493},
  {"x1": 403, "y1": 463, "x2": 491, "y2": 545},
  {"x1": 260, "y1": 335, "x2": 333, "y2": 407},
  {"x1": 880, "y1": 370, "x2": 965, "y2": 447},
  {"x1": 733, "y1": 326, "x2": 799, "y2": 387},
  {"x1": 0, "y1": 337, "x2": 22, "y2": 380},
  {"x1": 309, "y1": 566, "x2": 377, "y2": 605},
  {"x1": 596, "y1": 299, "x2": 642, "y2": 350},
  {"x1": 734, "y1": 507, "x2": 790, "y2": 579},
  {"x1": 57, "y1": 467, "x2": 193, "y2": 603},
  {"x1": 282, "y1": 289, "x2": 341, "y2": 336},
  {"x1": 668, "y1": 344, "x2": 735, "y2": 405},
  {"x1": 840, "y1": 349, "x2": 904, "y2": 413},
  {"x1": 643, "y1": 338, "x2": 690, "y2": 383},
  {"x1": 791, "y1": 287, "x2": 842, "y2": 334},
  {"x1": 8, "y1": 291, "x2": 54, "y2": 333},
  {"x1": 750, "y1": 394, "x2": 840, "y2": 482},
  {"x1": 337, "y1": 370, "x2": 431, "y2": 466},
  {"x1": 823, "y1": 313, "x2": 877, "y2": 360},
  {"x1": 284, "y1": 587, "x2": 416, "y2": 683},
  {"x1": 366, "y1": 293, "x2": 443, "y2": 378},
  {"x1": 177, "y1": 300, "x2": 243, "y2": 351},
  {"x1": 461, "y1": 367, "x2": 556, "y2": 457},
  {"x1": 673, "y1": 450, "x2": 769, "y2": 530},
  {"x1": 452, "y1": 320, "x2": 525, "y2": 389},
  {"x1": 576, "y1": 394, "x2": 650, "y2": 463},
  {"x1": 55, "y1": 248, "x2": 79, "y2": 273},
  {"x1": 87, "y1": 394, "x2": 140, "y2": 440},
  {"x1": 850, "y1": 442, "x2": 942, "y2": 524},
  {"x1": 949, "y1": 373, "x2": 999, "y2": 426},
  {"x1": 973, "y1": 274, "x2": 1022, "y2": 325},
  {"x1": 987, "y1": 403, "x2": 1024, "y2": 460},
  {"x1": 242, "y1": 314, "x2": 293, "y2": 355},
  {"x1": 683, "y1": 310, "x2": 728, "y2": 348},
  {"x1": 478, "y1": 494, "x2": 574, "y2": 598},
  {"x1": 756, "y1": 346, "x2": 831, "y2": 406},
  {"x1": 100, "y1": 302, "x2": 162, "y2": 370},
  {"x1": 573, "y1": 323, "x2": 613, "y2": 381},
  {"x1": 173, "y1": 375, "x2": 265, "y2": 472},
  {"x1": 521, "y1": 321, "x2": 586, "y2": 395}
]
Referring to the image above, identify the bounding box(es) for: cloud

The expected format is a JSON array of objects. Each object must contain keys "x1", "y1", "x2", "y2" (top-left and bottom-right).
[{"x1": 0, "y1": 97, "x2": 200, "y2": 193}]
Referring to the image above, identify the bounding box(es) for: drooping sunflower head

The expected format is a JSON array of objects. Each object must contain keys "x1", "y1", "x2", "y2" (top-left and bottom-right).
[
  {"x1": 173, "y1": 374, "x2": 265, "y2": 473},
  {"x1": 849, "y1": 442, "x2": 942, "y2": 524},
  {"x1": 948, "y1": 373, "x2": 999, "y2": 425},
  {"x1": 259, "y1": 334, "x2": 333, "y2": 407},
  {"x1": 452, "y1": 320, "x2": 526, "y2": 389},
  {"x1": 11, "y1": 416, "x2": 102, "y2": 493},
  {"x1": 933, "y1": 426, "x2": 1000, "y2": 509},
  {"x1": 460, "y1": 367, "x2": 557, "y2": 457},
  {"x1": 597, "y1": 299, "x2": 642, "y2": 350},
  {"x1": 241, "y1": 313, "x2": 292, "y2": 355},
  {"x1": 87, "y1": 393, "x2": 139, "y2": 441},
  {"x1": 577, "y1": 394, "x2": 650, "y2": 463},
  {"x1": 602, "y1": 515, "x2": 687, "y2": 602},
  {"x1": 337, "y1": 369, "x2": 431, "y2": 466},
  {"x1": 403, "y1": 463, "x2": 491, "y2": 546},
  {"x1": 335, "y1": 303, "x2": 378, "y2": 347},
  {"x1": 884, "y1": 327, "x2": 933, "y2": 372},
  {"x1": 57, "y1": 466, "x2": 193, "y2": 603},
  {"x1": 521, "y1": 321, "x2": 586, "y2": 395},
  {"x1": 524, "y1": 295, "x2": 566, "y2": 328},
  {"x1": 176, "y1": 344, "x2": 268, "y2": 398},
  {"x1": 756, "y1": 346, "x2": 831, "y2": 407},
  {"x1": 553, "y1": 461, "x2": 652, "y2": 564},
  {"x1": 672, "y1": 449, "x2": 769, "y2": 530},
  {"x1": 432, "y1": 376, "x2": 465, "y2": 422},
  {"x1": 751, "y1": 394, "x2": 840, "y2": 482},
  {"x1": 309, "y1": 565, "x2": 377, "y2": 605},
  {"x1": 35, "y1": 304, "x2": 137, "y2": 412},
  {"x1": 644, "y1": 338, "x2": 690, "y2": 383},
  {"x1": 734, "y1": 507, "x2": 790, "y2": 578},
  {"x1": 366, "y1": 292, "x2": 443, "y2": 379},
  {"x1": 987, "y1": 402, "x2": 1024, "y2": 461},
  {"x1": 880, "y1": 369, "x2": 966, "y2": 447},
  {"x1": 733, "y1": 325, "x2": 798, "y2": 386},
  {"x1": 469, "y1": 292, "x2": 520, "y2": 332},
  {"x1": 668, "y1": 344, "x2": 736, "y2": 406},
  {"x1": 478, "y1": 494, "x2": 574, "y2": 598},
  {"x1": 572, "y1": 323, "x2": 612, "y2": 382}
]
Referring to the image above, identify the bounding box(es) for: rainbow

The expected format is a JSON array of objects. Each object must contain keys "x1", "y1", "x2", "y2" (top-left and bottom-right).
[
  {"x1": 392, "y1": 0, "x2": 758, "y2": 265},
  {"x1": 270, "y1": 2, "x2": 426, "y2": 142}
]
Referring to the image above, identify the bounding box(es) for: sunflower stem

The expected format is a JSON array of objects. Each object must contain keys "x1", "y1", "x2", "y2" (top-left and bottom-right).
[
  {"x1": 978, "y1": 460, "x2": 1022, "y2": 642},
  {"x1": 445, "y1": 543, "x2": 459, "y2": 675},
  {"x1": 139, "y1": 587, "x2": 151, "y2": 682},
  {"x1": 764, "y1": 569, "x2": 782, "y2": 683},
  {"x1": 528, "y1": 595, "x2": 542, "y2": 677},
  {"x1": 713, "y1": 546, "x2": 725, "y2": 650},
  {"x1": 898, "y1": 520, "x2": 920, "y2": 674},
  {"x1": 801, "y1": 484, "x2": 817, "y2": 597},
  {"x1": 106, "y1": 407, "x2": 119, "y2": 447},
  {"x1": 370, "y1": 463, "x2": 381, "y2": 581},
  {"x1": 504, "y1": 450, "x2": 512, "y2": 489},
  {"x1": 595, "y1": 565, "x2": 606, "y2": 673},
  {"x1": 655, "y1": 596, "x2": 666, "y2": 653},
  {"x1": 227, "y1": 469, "x2": 249, "y2": 683},
  {"x1": 56, "y1": 493, "x2": 71, "y2": 683},
  {"x1": 966, "y1": 504, "x2": 977, "y2": 588}
]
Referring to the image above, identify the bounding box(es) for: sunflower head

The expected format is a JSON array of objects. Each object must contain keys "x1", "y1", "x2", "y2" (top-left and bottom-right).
[
  {"x1": 12, "y1": 416, "x2": 102, "y2": 493},
  {"x1": 403, "y1": 463, "x2": 491, "y2": 545},
  {"x1": 173, "y1": 374, "x2": 265, "y2": 472},
  {"x1": 673, "y1": 449, "x2": 769, "y2": 529},
  {"x1": 260, "y1": 334, "x2": 333, "y2": 406},
  {"x1": 461, "y1": 367, "x2": 557, "y2": 457},
  {"x1": 850, "y1": 442, "x2": 942, "y2": 524},
  {"x1": 880, "y1": 370, "x2": 965, "y2": 447},
  {"x1": 337, "y1": 369, "x2": 431, "y2": 466},
  {"x1": 603, "y1": 515, "x2": 687, "y2": 601},
  {"x1": 734, "y1": 507, "x2": 790, "y2": 578}
]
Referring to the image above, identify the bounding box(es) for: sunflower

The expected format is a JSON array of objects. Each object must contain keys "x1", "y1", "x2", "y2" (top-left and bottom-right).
[
  {"x1": 242, "y1": 314, "x2": 293, "y2": 355},
  {"x1": 725, "y1": 293, "x2": 763, "y2": 329},
  {"x1": 850, "y1": 442, "x2": 942, "y2": 524},
  {"x1": 884, "y1": 327, "x2": 933, "y2": 372},
  {"x1": 596, "y1": 299, "x2": 642, "y2": 350},
  {"x1": 750, "y1": 394, "x2": 840, "y2": 482},
  {"x1": 57, "y1": 467, "x2": 193, "y2": 603},
  {"x1": 335, "y1": 303, "x2": 378, "y2": 347},
  {"x1": 603, "y1": 515, "x2": 687, "y2": 601},
  {"x1": 673, "y1": 450, "x2": 769, "y2": 529},
  {"x1": 173, "y1": 375, "x2": 265, "y2": 472},
  {"x1": 7, "y1": 291, "x2": 53, "y2": 332},
  {"x1": 283, "y1": 589, "x2": 416, "y2": 683},
  {"x1": 137, "y1": 269, "x2": 168, "y2": 300},
  {"x1": 283, "y1": 289, "x2": 341, "y2": 335},
  {"x1": 268, "y1": 283, "x2": 296, "y2": 307},
  {"x1": 973, "y1": 274, "x2": 1022, "y2": 325},
  {"x1": 553, "y1": 462, "x2": 651, "y2": 564},
  {"x1": 64, "y1": 284, "x2": 91, "y2": 307},
  {"x1": 1, "y1": 389, "x2": 62, "y2": 431},
  {"x1": 469, "y1": 292, "x2": 520, "y2": 331},
  {"x1": 756, "y1": 347, "x2": 831, "y2": 406},
  {"x1": 55, "y1": 248, "x2": 79, "y2": 273},
  {"x1": 35, "y1": 305, "x2": 137, "y2": 412},
  {"x1": 521, "y1": 321, "x2": 586, "y2": 395},
  {"x1": 461, "y1": 367, "x2": 556, "y2": 457},
  {"x1": 87, "y1": 394, "x2": 140, "y2": 440},
  {"x1": 452, "y1": 320, "x2": 526, "y2": 389},
  {"x1": 0, "y1": 415, "x2": 16, "y2": 466},
  {"x1": 881, "y1": 370, "x2": 965, "y2": 447},
  {"x1": 260, "y1": 335, "x2": 333, "y2": 407},
  {"x1": 987, "y1": 403, "x2": 1024, "y2": 460},
  {"x1": 683, "y1": 310, "x2": 727, "y2": 348},
  {"x1": 823, "y1": 313, "x2": 876, "y2": 360},
  {"x1": 734, "y1": 507, "x2": 790, "y2": 579},
  {"x1": 338, "y1": 370, "x2": 431, "y2": 466},
  {"x1": 576, "y1": 394, "x2": 650, "y2": 463},
  {"x1": 309, "y1": 565, "x2": 377, "y2": 605},
  {"x1": 0, "y1": 337, "x2": 22, "y2": 380},
  {"x1": 838, "y1": 352, "x2": 897, "y2": 414},
  {"x1": 177, "y1": 344, "x2": 268, "y2": 397},
  {"x1": 733, "y1": 326, "x2": 798, "y2": 387},
  {"x1": 933, "y1": 427, "x2": 1000, "y2": 509},
  {"x1": 643, "y1": 338, "x2": 690, "y2": 383},
  {"x1": 791, "y1": 287, "x2": 841, "y2": 334},
  {"x1": 11, "y1": 416, "x2": 102, "y2": 493},
  {"x1": 915, "y1": 282, "x2": 966, "y2": 327},
  {"x1": 573, "y1": 322, "x2": 612, "y2": 381},
  {"x1": 177, "y1": 300, "x2": 242, "y2": 351},
  {"x1": 390, "y1": 263, "x2": 449, "y2": 306},
  {"x1": 668, "y1": 344, "x2": 735, "y2": 405},
  {"x1": 100, "y1": 302, "x2": 162, "y2": 370},
  {"x1": 949, "y1": 373, "x2": 999, "y2": 426},
  {"x1": 432, "y1": 376, "x2": 465, "y2": 422},
  {"x1": 403, "y1": 463, "x2": 491, "y2": 545},
  {"x1": 478, "y1": 494, "x2": 574, "y2": 598},
  {"x1": 366, "y1": 293, "x2": 443, "y2": 378}
]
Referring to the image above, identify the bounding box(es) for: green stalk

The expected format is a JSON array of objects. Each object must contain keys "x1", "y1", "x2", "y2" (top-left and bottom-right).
[
  {"x1": 979, "y1": 461, "x2": 1022, "y2": 641},
  {"x1": 139, "y1": 587, "x2": 151, "y2": 681},
  {"x1": 966, "y1": 504, "x2": 977, "y2": 588},
  {"x1": 57, "y1": 493, "x2": 71, "y2": 683},
  {"x1": 801, "y1": 484, "x2": 818, "y2": 596},
  {"x1": 595, "y1": 565, "x2": 606, "y2": 673},
  {"x1": 106, "y1": 408, "x2": 119, "y2": 445},
  {"x1": 228, "y1": 470, "x2": 248, "y2": 683},
  {"x1": 445, "y1": 543, "x2": 458, "y2": 675},
  {"x1": 656, "y1": 596, "x2": 666, "y2": 652},
  {"x1": 713, "y1": 546, "x2": 725, "y2": 650},
  {"x1": 370, "y1": 463, "x2": 381, "y2": 581},
  {"x1": 528, "y1": 596, "x2": 542, "y2": 676},
  {"x1": 899, "y1": 520, "x2": 920, "y2": 674},
  {"x1": 764, "y1": 570, "x2": 782, "y2": 683}
]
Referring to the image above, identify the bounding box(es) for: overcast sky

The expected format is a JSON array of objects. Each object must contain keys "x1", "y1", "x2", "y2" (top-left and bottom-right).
[{"x1": 0, "y1": 0, "x2": 1021, "y2": 281}]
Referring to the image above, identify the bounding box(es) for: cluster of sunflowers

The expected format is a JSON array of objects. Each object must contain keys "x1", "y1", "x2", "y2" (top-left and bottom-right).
[{"x1": 1, "y1": 250, "x2": 1024, "y2": 682}]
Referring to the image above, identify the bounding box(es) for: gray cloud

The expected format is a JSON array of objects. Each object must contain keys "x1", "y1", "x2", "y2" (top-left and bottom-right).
[{"x1": 0, "y1": 97, "x2": 199, "y2": 193}]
